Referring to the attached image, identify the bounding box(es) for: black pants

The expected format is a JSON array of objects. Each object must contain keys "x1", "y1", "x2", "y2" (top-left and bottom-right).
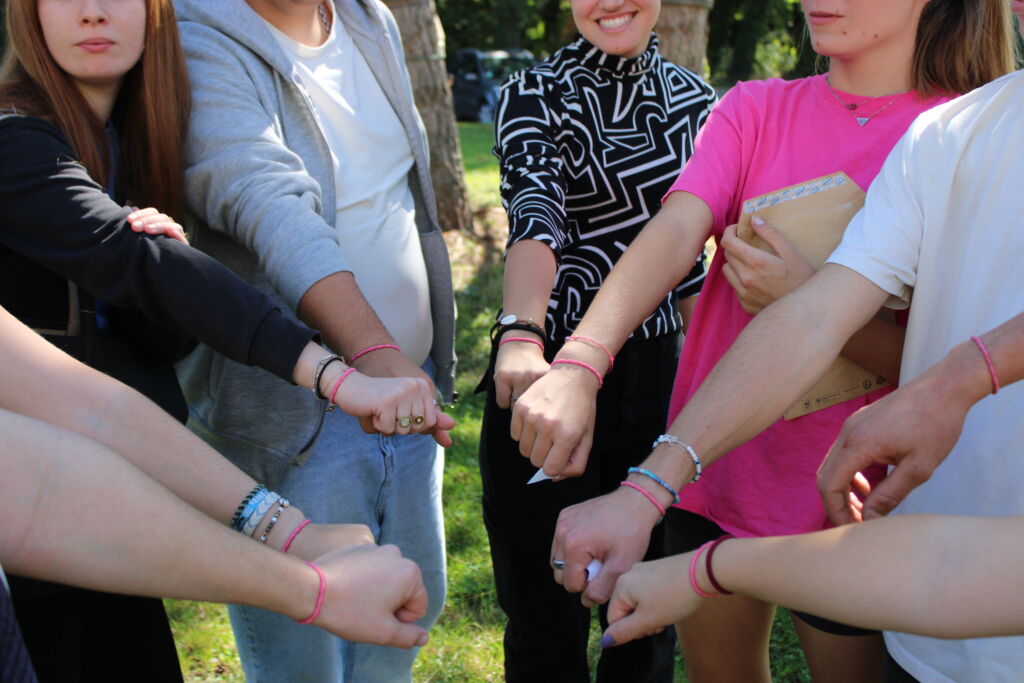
[
  {"x1": 9, "y1": 577, "x2": 182, "y2": 683},
  {"x1": 480, "y1": 333, "x2": 680, "y2": 683}
]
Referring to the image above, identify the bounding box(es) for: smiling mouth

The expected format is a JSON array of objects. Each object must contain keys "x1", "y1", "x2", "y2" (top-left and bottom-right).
[
  {"x1": 598, "y1": 13, "x2": 634, "y2": 30},
  {"x1": 808, "y1": 11, "x2": 841, "y2": 18}
]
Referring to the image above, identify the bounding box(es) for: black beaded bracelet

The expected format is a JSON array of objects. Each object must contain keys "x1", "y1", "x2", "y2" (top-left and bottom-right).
[{"x1": 258, "y1": 498, "x2": 291, "y2": 544}]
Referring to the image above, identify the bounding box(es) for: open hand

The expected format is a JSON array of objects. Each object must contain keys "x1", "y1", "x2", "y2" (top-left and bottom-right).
[
  {"x1": 127, "y1": 207, "x2": 189, "y2": 244},
  {"x1": 721, "y1": 217, "x2": 814, "y2": 314}
]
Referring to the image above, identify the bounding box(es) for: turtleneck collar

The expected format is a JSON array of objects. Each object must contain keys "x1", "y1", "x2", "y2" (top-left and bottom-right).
[{"x1": 570, "y1": 33, "x2": 658, "y2": 77}]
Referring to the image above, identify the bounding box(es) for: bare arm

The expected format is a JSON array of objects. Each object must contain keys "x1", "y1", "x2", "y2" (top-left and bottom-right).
[
  {"x1": 491, "y1": 240, "x2": 557, "y2": 409},
  {"x1": 511, "y1": 191, "x2": 713, "y2": 477},
  {"x1": 0, "y1": 409, "x2": 429, "y2": 649},
  {"x1": 551, "y1": 264, "x2": 890, "y2": 605},
  {"x1": 818, "y1": 310, "x2": 1024, "y2": 523},
  {"x1": 604, "y1": 514, "x2": 1024, "y2": 644}
]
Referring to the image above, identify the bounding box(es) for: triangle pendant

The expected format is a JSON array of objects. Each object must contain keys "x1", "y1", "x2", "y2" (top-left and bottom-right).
[{"x1": 856, "y1": 117, "x2": 869, "y2": 127}]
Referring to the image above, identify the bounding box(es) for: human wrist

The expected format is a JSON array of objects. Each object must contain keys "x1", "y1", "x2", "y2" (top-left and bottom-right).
[
  {"x1": 625, "y1": 470, "x2": 677, "y2": 509},
  {"x1": 938, "y1": 341, "x2": 994, "y2": 406},
  {"x1": 263, "y1": 506, "x2": 306, "y2": 552},
  {"x1": 613, "y1": 483, "x2": 665, "y2": 528}
]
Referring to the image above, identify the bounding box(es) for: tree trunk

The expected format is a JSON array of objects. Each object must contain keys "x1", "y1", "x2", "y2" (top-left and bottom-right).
[
  {"x1": 385, "y1": 0, "x2": 472, "y2": 232},
  {"x1": 656, "y1": 0, "x2": 714, "y2": 74}
]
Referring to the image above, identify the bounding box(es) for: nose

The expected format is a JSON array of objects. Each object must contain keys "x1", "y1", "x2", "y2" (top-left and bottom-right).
[{"x1": 78, "y1": 1, "x2": 108, "y2": 26}]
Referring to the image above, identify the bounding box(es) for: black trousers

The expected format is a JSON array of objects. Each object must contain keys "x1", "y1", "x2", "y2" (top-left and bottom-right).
[{"x1": 480, "y1": 333, "x2": 680, "y2": 683}]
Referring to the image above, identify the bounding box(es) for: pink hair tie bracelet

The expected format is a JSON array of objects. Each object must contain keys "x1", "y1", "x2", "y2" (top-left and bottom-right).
[
  {"x1": 349, "y1": 344, "x2": 400, "y2": 363},
  {"x1": 550, "y1": 358, "x2": 603, "y2": 388},
  {"x1": 296, "y1": 561, "x2": 327, "y2": 625},
  {"x1": 970, "y1": 336, "x2": 1000, "y2": 394},
  {"x1": 499, "y1": 336, "x2": 545, "y2": 353},
  {"x1": 281, "y1": 519, "x2": 312, "y2": 554}
]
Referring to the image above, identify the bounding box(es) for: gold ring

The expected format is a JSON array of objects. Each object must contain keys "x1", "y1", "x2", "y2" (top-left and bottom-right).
[
  {"x1": 413, "y1": 415, "x2": 425, "y2": 425},
  {"x1": 396, "y1": 416, "x2": 412, "y2": 428}
]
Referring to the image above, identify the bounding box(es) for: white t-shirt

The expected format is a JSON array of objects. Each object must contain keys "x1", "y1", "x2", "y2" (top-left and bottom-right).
[
  {"x1": 829, "y1": 70, "x2": 1024, "y2": 682},
  {"x1": 267, "y1": 4, "x2": 433, "y2": 365}
]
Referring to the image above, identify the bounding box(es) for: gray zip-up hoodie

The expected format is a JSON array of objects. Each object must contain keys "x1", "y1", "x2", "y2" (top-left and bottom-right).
[{"x1": 173, "y1": 0, "x2": 456, "y2": 485}]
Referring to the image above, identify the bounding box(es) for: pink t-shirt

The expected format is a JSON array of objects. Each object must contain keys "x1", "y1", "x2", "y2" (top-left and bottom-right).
[{"x1": 666, "y1": 75, "x2": 950, "y2": 538}]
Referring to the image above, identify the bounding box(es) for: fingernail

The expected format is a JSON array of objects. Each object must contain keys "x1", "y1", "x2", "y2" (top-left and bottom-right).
[
  {"x1": 599, "y1": 633, "x2": 616, "y2": 649},
  {"x1": 132, "y1": 221, "x2": 142, "y2": 227},
  {"x1": 752, "y1": 215, "x2": 765, "y2": 225},
  {"x1": 417, "y1": 633, "x2": 429, "y2": 647}
]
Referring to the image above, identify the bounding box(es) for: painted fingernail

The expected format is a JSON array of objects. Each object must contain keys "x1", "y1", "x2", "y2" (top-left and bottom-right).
[{"x1": 599, "y1": 633, "x2": 616, "y2": 648}]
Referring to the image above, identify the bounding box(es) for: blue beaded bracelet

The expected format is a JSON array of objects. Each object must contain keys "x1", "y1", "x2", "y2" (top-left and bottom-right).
[{"x1": 627, "y1": 467, "x2": 680, "y2": 505}]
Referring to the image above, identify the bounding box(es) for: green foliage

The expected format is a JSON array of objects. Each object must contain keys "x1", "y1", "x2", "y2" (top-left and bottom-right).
[
  {"x1": 707, "y1": 0, "x2": 817, "y2": 85},
  {"x1": 437, "y1": 0, "x2": 570, "y2": 59}
]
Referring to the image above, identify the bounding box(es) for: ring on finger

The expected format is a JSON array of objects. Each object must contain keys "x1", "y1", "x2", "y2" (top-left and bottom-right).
[
  {"x1": 412, "y1": 415, "x2": 425, "y2": 426},
  {"x1": 510, "y1": 395, "x2": 519, "y2": 404},
  {"x1": 550, "y1": 557, "x2": 566, "y2": 570},
  {"x1": 396, "y1": 415, "x2": 412, "y2": 428}
]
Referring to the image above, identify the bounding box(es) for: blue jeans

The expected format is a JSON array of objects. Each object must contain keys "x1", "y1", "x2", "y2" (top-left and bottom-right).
[{"x1": 229, "y1": 368, "x2": 446, "y2": 683}]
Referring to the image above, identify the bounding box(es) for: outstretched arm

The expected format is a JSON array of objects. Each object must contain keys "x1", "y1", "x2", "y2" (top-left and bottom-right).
[
  {"x1": 0, "y1": 409, "x2": 429, "y2": 649},
  {"x1": 551, "y1": 264, "x2": 890, "y2": 606},
  {"x1": 511, "y1": 191, "x2": 713, "y2": 478},
  {"x1": 604, "y1": 514, "x2": 1024, "y2": 645},
  {"x1": 818, "y1": 310, "x2": 1024, "y2": 524}
]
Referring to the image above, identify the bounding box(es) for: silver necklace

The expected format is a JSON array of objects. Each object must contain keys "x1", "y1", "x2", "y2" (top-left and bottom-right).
[
  {"x1": 825, "y1": 77, "x2": 908, "y2": 127},
  {"x1": 318, "y1": 2, "x2": 331, "y2": 35}
]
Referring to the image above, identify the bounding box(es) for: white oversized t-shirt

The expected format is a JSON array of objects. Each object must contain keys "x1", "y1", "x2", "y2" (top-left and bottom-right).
[
  {"x1": 828, "y1": 70, "x2": 1024, "y2": 682},
  {"x1": 267, "y1": 4, "x2": 433, "y2": 365}
]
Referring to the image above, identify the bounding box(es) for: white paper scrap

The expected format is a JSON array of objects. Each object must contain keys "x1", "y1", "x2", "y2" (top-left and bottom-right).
[
  {"x1": 586, "y1": 559, "x2": 603, "y2": 581},
  {"x1": 527, "y1": 468, "x2": 554, "y2": 484}
]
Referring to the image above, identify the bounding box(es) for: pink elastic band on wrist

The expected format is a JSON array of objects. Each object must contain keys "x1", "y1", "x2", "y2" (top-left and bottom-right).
[
  {"x1": 970, "y1": 336, "x2": 1000, "y2": 394},
  {"x1": 689, "y1": 541, "x2": 717, "y2": 598},
  {"x1": 327, "y1": 367, "x2": 357, "y2": 408},
  {"x1": 296, "y1": 561, "x2": 326, "y2": 625},
  {"x1": 281, "y1": 519, "x2": 312, "y2": 554},
  {"x1": 551, "y1": 358, "x2": 603, "y2": 388},
  {"x1": 499, "y1": 336, "x2": 545, "y2": 352},
  {"x1": 619, "y1": 480, "x2": 666, "y2": 518},
  {"x1": 350, "y1": 344, "x2": 400, "y2": 363},
  {"x1": 565, "y1": 335, "x2": 615, "y2": 373}
]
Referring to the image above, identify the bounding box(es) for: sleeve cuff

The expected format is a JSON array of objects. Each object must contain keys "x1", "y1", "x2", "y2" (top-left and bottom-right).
[{"x1": 248, "y1": 309, "x2": 319, "y2": 383}]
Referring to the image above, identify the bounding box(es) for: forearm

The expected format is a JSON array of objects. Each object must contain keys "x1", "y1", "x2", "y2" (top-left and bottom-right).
[
  {"x1": 569, "y1": 193, "x2": 711, "y2": 358},
  {"x1": 297, "y1": 271, "x2": 397, "y2": 359},
  {"x1": 839, "y1": 312, "x2": 905, "y2": 384},
  {"x1": 0, "y1": 409, "x2": 315, "y2": 617},
  {"x1": 712, "y1": 515, "x2": 1024, "y2": 638},
  {"x1": 501, "y1": 240, "x2": 557, "y2": 339},
  {"x1": 640, "y1": 265, "x2": 889, "y2": 493}
]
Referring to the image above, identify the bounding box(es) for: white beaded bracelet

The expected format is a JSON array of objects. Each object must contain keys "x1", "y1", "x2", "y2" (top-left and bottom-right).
[{"x1": 651, "y1": 434, "x2": 702, "y2": 482}]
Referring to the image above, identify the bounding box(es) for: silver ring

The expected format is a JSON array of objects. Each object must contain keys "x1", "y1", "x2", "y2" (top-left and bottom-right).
[
  {"x1": 510, "y1": 395, "x2": 519, "y2": 403},
  {"x1": 550, "y1": 558, "x2": 566, "y2": 570}
]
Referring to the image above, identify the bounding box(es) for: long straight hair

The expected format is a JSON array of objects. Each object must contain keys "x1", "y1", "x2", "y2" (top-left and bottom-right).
[
  {"x1": 913, "y1": 0, "x2": 1017, "y2": 96},
  {"x1": 0, "y1": 0, "x2": 191, "y2": 214}
]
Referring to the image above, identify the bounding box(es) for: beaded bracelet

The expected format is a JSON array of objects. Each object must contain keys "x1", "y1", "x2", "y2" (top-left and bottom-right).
[
  {"x1": 651, "y1": 434, "x2": 702, "y2": 482},
  {"x1": 243, "y1": 492, "x2": 279, "y2": 538},
  {"x1": 619, "y1": 480, "x2": 666, "y2": 520},
  {"x1": 689, "y1": 541, "x2": 717, "y2": 598},
  {"x1": 970, "y1": 336, "x2": 1001, "y2": 394},
  {"x1": 312, "y1": 353, "x2": 345, "y2": 400},
  {"x1": 498, "y1": 336, "x2": 545, "y2": 353},
  {"x1": 296, "y1": 562, "x2": 326, "y2": 625},
  {"x1": 705, "y1": 535, "x2": 734, "y2": 595},
  {"x1": 551, "y1": 358, "x2": 603, "y2": 388},
  {"x1": 627, "y1": 467, "x2": 680, "y2": 505},
  {"x1": 349, "y1": 344, "x2": 401, "y2": 363},
  {"x1": 326, "y1": 367, "x2": 357, "y2": 412},
  {"x1": 258, "y1": 498, "x2": 290, "y2": 544},
  {"x1": 281, "y1": 519, "x2": 312, "y2": 554},
  {"x1": 565, "y1": 335, "x2": 615, "y2": 373},
  {"x1": 231, "y1": 484, "x2": 265, "y2": 531}
]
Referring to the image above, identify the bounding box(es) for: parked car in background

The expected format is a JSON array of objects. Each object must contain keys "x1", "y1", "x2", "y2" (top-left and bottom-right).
[{"x1": 449, "y1": 48, "x2": 535, "y2": 123}]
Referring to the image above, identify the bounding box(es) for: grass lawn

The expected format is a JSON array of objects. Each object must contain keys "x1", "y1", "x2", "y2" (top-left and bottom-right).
[{"x1": 167, "y1": 122, "x2": 809, "y2": 682}]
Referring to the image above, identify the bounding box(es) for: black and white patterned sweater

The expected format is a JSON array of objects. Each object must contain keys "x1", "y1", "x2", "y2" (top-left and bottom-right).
[{"x1": 495, "y1": 35, "x2": 716, "y2": 344}]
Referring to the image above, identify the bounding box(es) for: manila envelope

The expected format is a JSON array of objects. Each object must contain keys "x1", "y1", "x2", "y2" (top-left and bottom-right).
[{"x1": 735, "y1": 172, "x2": 888, "y2": 420}]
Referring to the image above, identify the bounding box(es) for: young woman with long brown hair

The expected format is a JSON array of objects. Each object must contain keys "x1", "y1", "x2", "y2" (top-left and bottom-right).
[
  {"x1": 510, "y1": 1, "x2": 1017, "y2": 681},
  {"x1": 0, "y1": 1, "x2": 448, "y2": 679}
]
